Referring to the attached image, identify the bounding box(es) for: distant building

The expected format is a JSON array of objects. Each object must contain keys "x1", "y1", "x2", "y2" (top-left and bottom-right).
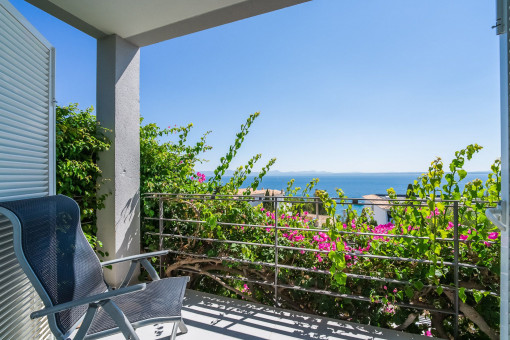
[
  {"x1": 237, "y1": 188, "x2": 285, "y2": 207},
  {"x1": 362, "y1": 194, "x2": 392, "y2": 225}
]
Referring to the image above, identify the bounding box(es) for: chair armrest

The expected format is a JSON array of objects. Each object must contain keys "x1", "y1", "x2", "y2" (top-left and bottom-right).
[
  {"x1": 100, "y1": 250, "x2": 169, "y2": 266},
  {"x1": 30, "y1": 283, "x2": 146, "y2": 319}
]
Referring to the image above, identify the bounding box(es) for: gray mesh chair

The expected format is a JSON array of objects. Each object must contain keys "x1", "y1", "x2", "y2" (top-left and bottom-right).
[{"x1": 0, "y1": 195, "x2": 189, "y2": 340}]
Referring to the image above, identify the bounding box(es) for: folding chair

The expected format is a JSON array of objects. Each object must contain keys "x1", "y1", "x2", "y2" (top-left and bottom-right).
[{"x1": 0, "y1": 195, "x2": 189, "y2": 340}]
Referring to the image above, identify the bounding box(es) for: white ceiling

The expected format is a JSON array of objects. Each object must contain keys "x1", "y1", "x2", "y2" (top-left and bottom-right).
[
  {"x1": 27, "y1": 0, "x2": 310, "y2": 46},
  {"x1": 48, "y1": 0, "x2": 245, "y2": 38}
]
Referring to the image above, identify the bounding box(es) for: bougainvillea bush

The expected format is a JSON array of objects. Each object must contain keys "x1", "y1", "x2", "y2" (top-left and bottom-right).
[{"x1": 145, "y1": 142, "x2": 501, "y2": 340}]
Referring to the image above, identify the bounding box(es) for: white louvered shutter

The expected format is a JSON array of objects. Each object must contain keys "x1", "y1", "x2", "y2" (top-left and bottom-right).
[{"x1": 0, "y1": 0, "x2": 55, "y2": 339}]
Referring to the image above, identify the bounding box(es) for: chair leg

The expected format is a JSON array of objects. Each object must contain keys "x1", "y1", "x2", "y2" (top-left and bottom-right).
[
  {"x1": 119, "y1": 261, "x2": 138, "y2": 288},
  {"x1": 101, "y1": 300, "x2": 140, "y2": 340},
  {"x1": 74, "y1": 304, "x2": 98, "y2": 340},
  {"x1": 178, "y1": 319, "x2": 188, "y2": 334},
  {"x1": 169, "y1": 321, "x2": 178, "y2": 340}
]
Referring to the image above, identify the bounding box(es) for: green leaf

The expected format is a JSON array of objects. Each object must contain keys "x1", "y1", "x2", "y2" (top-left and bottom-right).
[
  {"x1": 458, "y1": 169, "x2": 467, "y2": 180},
  {"x1": 459, "y1": 287, "x2": 467, "y2": 303},
  {"x1": 334, "y1": 272, "x2": 347, "y2": 286},
  {"x1": 405, "y1": 287, "x2": 414, "y2": 299},
  {"x1": 473, "y1": 290, "x2": 483, "y2": 303},
  {"x1": 414, "y1": 281, "x2": 424, "y2": 291}
]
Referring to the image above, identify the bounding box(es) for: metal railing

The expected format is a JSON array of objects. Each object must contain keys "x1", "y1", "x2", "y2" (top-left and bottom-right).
[{"x1": 142, "y1": 193, "x2": 499, "y2": 339}]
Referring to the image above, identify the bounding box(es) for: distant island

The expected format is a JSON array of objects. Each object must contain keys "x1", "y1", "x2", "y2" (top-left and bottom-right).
[{"x1": 197, "y1": 170, "x2": 490, "y2": 177}]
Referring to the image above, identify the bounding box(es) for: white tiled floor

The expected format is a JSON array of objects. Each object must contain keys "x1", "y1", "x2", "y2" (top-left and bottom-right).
[{"x1": 100, "y1": 290, "x2": 437, "y2": 340}]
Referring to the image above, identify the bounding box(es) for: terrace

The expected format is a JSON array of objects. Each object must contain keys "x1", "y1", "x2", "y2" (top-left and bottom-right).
[{"x1": 0, "y1": 0, "x2": 507, "y2": 340}]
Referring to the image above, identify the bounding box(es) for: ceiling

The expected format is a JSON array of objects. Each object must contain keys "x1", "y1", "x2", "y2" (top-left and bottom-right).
[{"x1": 26, "y1": 0, "x2": 310, "y2": 46}]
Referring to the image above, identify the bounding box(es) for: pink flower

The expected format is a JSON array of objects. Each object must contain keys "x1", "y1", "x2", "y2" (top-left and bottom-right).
[
  {"x1": 393, "y1": 288, "x2": 398, "y2": 293},
  {"x1": 383, "y1": 286, "x2": 387, "y2": 290},
  {"x1": 460, "y1": 235, "x2": 468, "y2": 241},
  {"x1": 447, "y1": 222, "x2": 454, "y2": 230},
  {"x1": 425, "y1": 330, "x2": 432, "y2": 337},
  {"x1": 317, "y1": 255, "x2": 323, "y2": 262},
  {"x1": 241, "y1": 284, "x2": 250, "y2": 293},
  {"x1": 488, "y1": 232, "x2": 499, "y2": 240},
  {"x1": 483, "y1": 241, "x2": 491, "y2": 247}
]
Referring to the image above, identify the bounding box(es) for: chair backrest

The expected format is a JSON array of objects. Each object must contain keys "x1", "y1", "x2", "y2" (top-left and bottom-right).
[{"x1": 0, "y1": 195, "x2": 108, "y2": 337}]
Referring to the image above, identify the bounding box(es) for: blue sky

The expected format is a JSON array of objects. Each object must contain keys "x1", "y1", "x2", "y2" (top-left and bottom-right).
[{"x1": 10, "y1": 0, "x2": 500, "y2": 173}]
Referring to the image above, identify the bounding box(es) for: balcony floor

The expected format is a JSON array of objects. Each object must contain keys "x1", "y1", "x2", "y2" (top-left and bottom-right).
[{"x1": 100, "y1": 290, "x2": 436, "y2": 340}]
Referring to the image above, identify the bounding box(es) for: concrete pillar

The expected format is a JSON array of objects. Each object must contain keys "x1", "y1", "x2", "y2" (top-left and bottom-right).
[{"x1": 96, "y1": 35, "x2": 140, "y2": 287}]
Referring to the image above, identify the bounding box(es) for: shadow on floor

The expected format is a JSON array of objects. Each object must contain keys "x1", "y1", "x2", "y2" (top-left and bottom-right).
[{"x1": 180, "y1": 290, "x2": 434, "y2": 340}]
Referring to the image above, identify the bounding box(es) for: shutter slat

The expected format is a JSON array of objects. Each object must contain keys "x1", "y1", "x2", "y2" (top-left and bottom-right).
[
  {"x1": 0, "y1": 122, "x2": 49, "y2": 144},
  {"x1": 0, "y1": 134, "x2": 47, "y2": 152},
  {"x1": 0, "y1": 144, "x2": 48, "y2": 158},
  {"x1": 0, "y1": 53, "x2": 48, "y2": 85},
  {"x1": 0, "y1": 28, "x2": 49, "y2": 74},
  {"x1": 0, "y1": 167, "x2": 48, "y2": 175},
  {"x1": 0, "y1": 7, "x2": 47, "y2": 55},
  {"x1": 0, "y1": 160, "x2": 48, "y2": 170},
  {"x1": 0, "y1": 106, "x2": 48, "y2": 129},
  {"x1": 0, "y1": 181, "x2": 48, "y2": 190},
  {"x1": 0, "y1": 192, "x2": 50, "y2": 202},
  {"x1": 0, "y1": 89, "x2": 49, "y2": 122},
  {"x1": 0, "y1": 115, "x2": 49, "y2": 135},
  {"x1": 0, "y1": 62, "x2": 48, "y2": 100},
  {"x1": 0, "y1": 176, "x2": 49, "y2": 183},
  {"x1": 0, "y1": 152, "x2": 49, "y2": 164},
  {"x1": 0, "y1": 25, "x2": 49, "y2": 67},
  {"x1": 0, "y1": 77, "x2": 48, "y2": 115}
]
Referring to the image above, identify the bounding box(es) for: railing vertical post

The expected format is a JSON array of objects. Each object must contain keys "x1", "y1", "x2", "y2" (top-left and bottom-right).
[
  {"x1": 453, "y1": 201, "x2": 459, "y2": 339},
  {"x1": 315, "y1": 198, "x2": 319, "y2": 221},
  {"x1": 159, "y1": 197, "x2": 164, "y2": 277},
  {"x1": 274, "y1": 198, "x2": 279, "y2": 307}
]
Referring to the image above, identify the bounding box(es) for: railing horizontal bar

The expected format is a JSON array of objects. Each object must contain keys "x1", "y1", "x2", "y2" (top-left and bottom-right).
[
  {"x1": 166, "y1": 249, "x2": 277, "y2": 268},
  {"x1": 275, "y1": 282, "x2": 457, "y2": 315},
  {"x1": 144, "y1": 192, "x2": 495, "y2": 204},
  {"x1": 145, "y1": 217, "x2": 274, "y2": 229},
  {"x1": 178, "y1": 268, "x2": 275, "y2": 287},
  {"x1": 153, "y1": 231, "x2": 483, "y2": 269},
  {"x1": 279, "y1": 226, "x2": 489, "y2": 243},
  {"x1": 146, "y1": 217, "x2": 491, "y2": 244},
  {"x1": 143, "y1": 196, "x2": 471, "y2": 208},
  {"x1": 276, "y1": 263, "x2": 496, "y2": 296},
  {"x1": 163, "y1": 249, "x2": 487, "y2": 291},
  {"x1": 146, "y1": 232, "x2": 274, "y2": 248},
  {"x1": 276, "y1": 245, "x2": 482, "y2": 268},
  {"x1": 177, "y1": 268, "x2": 457, "y2": 315}
]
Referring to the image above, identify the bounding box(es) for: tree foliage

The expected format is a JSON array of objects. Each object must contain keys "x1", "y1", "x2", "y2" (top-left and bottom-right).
[{"x1": 55, "y1": 104, "x2": 110, "y2": 252}]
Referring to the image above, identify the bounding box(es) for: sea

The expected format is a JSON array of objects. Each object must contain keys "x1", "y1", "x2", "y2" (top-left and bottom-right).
[{"x1": 220, "y1": 172, "x2": 491, "y2": 198}]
